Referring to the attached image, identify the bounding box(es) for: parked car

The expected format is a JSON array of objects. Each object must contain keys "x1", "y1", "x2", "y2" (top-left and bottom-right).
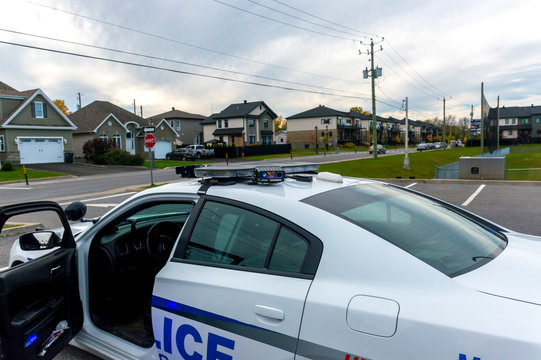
[
  {"x1": 165, "y1": 147, "x2": 190, "y2": 160},
  {"x1": 2, "y1": 164, "x2": 541, "y2": 359},
  {"x1": 417, "y1": 142, "x2": 434, "y2": 151},
  {"x1": 433, "y1": 142, "x2": 446, "y2": 149},
  {"x1": 368, "y1": 144, "x2": 386, "y2": 154},
  {"x1": 185, "y1": 144, "x2": 214, "y2": 159}
]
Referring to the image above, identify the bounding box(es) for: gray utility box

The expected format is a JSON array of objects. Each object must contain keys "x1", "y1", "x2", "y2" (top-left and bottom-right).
[{"x1": 459, "y1": 157, "x2": 506, "y2": 180}]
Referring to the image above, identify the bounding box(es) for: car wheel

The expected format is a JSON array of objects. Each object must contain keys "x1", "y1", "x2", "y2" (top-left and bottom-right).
[
  {"x1": 166, "y1": 155, "x2": 171, "y2": 160},
  {"x1": 182, "y1": 156, "x2": 187, "y2": 161}
]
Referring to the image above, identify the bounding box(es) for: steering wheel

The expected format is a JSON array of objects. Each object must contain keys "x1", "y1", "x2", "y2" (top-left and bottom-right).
[{"x1": 146, "y1": 221, "x2": 182, "y2": 272}]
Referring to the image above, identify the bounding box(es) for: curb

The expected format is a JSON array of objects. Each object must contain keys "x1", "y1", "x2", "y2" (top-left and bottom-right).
[{"x1": 1, "y1": 223, "x2": 42, "y2": 237}]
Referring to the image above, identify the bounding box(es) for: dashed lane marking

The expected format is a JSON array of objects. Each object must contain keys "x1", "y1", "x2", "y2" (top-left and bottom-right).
[{"x1": 462, "y1": 184, "x2": 486, "y2": 207}]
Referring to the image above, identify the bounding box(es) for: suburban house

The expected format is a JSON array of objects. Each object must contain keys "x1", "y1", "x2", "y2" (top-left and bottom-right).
[
  {"x1": 146, "y1": 107, "x2": 206, "y2": 146},
  {"x1": 0, "y1": 81, "x2": 77, "y2": 165},
  {"x1": 488, "y1": 105, "x2": 541, "y2": 144},
  {"x1": 287, "y1": 105, "x2": 441, "y2": 149},
  {"x1": 201, "y1": 101, "x2": 277, "y2": 145},
  {"x1": 274, "y1": 130, "x2": 287, "y2": 144},
  {"x1": 69, "y1": 101, "x2": 179, "y2": 160}
]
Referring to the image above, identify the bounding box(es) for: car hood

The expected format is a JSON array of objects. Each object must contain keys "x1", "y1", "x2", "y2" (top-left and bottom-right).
[{"x1": 455, "y1": 232, "x2": 541, "y2": 306}]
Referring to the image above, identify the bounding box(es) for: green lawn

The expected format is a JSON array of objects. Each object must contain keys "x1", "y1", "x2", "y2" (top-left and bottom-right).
[
  {"x1": 319, "y1": 147, "x2": 481, "y2": 179},
  {"x1": 0, "y1": 167, "x2": 67, "y2": 182}
]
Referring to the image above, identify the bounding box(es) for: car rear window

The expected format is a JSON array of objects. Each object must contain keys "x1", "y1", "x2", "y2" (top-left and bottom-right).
[{"x1": 302, "y1": 183, "x2": 507, "y2": 277}]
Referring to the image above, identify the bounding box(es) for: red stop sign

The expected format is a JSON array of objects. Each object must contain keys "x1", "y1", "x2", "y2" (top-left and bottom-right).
[{"x1": 144, "y1": 134, "x2": 156, "y2": 148}]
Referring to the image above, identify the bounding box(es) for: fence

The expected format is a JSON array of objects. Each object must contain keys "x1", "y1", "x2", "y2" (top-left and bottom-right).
[{"x1": 213, "y1": 144, "x2": 291, "y2": 158}]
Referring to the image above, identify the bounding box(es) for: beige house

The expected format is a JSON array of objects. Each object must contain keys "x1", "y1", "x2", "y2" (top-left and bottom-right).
[
  {"x1": 69, "y1": 101, "x2": 179, "y2": 160},
  {"x1": 0, "y1": 81, "x2": 77, "y2": 165},
  {"x1": 201, "y1": 101, "x2": 277, "y2": 145}
]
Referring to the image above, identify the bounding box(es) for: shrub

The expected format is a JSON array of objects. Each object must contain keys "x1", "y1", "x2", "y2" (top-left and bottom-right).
[
  {"x1": 1, "y1": 161, "x2": 13, "y2": 171},
  {"x1": 83, "y1": 138, "x2": 116, "y2": 164},
  {"x1": 104, "y1": 148, "x2": 144, "y2": 166},
  {"x1": 342, "y1": 142, "x2": 356, "y2": 148}
]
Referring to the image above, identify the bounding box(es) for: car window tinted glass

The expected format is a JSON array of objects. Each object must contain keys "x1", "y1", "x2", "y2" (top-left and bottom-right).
[
  {"x1": 303, "y1": 184, "x2": 507, "y2": 277},
  {"x1": 185, "y1": 201, "x2": 277, "y2": 268},
  {"x1": 268, "y1": 227, "x2": 308, "y2": 273}
]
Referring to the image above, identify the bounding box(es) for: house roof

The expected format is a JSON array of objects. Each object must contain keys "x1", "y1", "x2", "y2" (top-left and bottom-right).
[
  {"x1": 0, "y1": 82, "x2": 40, "y2": 126},
  {"x1": 201, "y1": 113, "x2": 219, "y2": 125},
  {"x1": 146, "y1": 108, "x2": 206, "y2": 123},
  {"x1": 488, "y1": 105, "x2": 541, "y2": 119},
  {"x1": 287, "y1": 105, "x2": 347, "y2": 119},
  {"x1": 69, "y1": 100, "x2": 144, "y2": 133},
  {"x1": 214, "y1": 101, "x2": 277, "y2": 119},
  {"x1": 213, "y1": 127, "x2": 244, "y2": 136}
]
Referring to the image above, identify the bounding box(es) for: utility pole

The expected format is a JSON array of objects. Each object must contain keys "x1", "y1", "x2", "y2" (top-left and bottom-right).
[
  {"x1": 496, "y1": 96, "x2": 500, "y2": 150},
  {"x1": 481, "y1": 82, "x2": 485, "y2": 155},
  {"x1": 76, "y1": 92, "x2": 82, "y2": 111},
  {"x1": 133, "y1": 99, "x2": 136, "y2": 115},
  {"x1": 403, "y1": 97, "x2": 409, "y2": 170},
  {"x1": 140, "y1": 105, "x2": 143, "y2": 118},
  {"x1": 361, "y1": 38, "x2": 384, "y2": 159}
]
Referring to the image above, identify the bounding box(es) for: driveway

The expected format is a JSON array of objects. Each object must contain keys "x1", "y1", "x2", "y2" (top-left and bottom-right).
[{"x1": 26, "y1": 162, "x2": 147, "y2": 177}]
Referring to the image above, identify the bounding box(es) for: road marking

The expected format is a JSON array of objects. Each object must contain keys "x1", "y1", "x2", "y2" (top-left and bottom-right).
[
  {"x1": 59, "y1": 192, "x2": 136, "y2": 206},
  {"x1": 0, "y1": 187, "x2": 33, "y2": 190},
  {"x1": 86, "y1": 203, "x2": 118, "y2": 208},
  {"x1": 462, "y1": 184, "x2": 486, "y2": 207},
  {"x1": 405, "y1": 183, "x2": 417, "y2": 189}
]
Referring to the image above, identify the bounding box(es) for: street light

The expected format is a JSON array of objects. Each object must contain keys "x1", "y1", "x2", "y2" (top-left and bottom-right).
[{"x1": 314, "y1": 126, "x2": 318, "y2": 155}]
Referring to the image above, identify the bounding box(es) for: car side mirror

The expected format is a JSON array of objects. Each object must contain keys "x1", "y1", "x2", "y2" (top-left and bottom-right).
[
  {"x1": 20, "y1": 231, "x2": 61, "y2": 251},
  {"x1": 65, "y1": 201, "x2": 87, "y2": 221}
]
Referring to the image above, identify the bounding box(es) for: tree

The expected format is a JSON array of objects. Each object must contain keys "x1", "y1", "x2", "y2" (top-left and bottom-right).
[
  {"x1": 53, "y1": 99, "x2": 72, "y2": 116},
  {"x1": 274, "y1": 116, "x2": 286, "y2": 130},
  {"x1": 350, "y1": 106, "x2": 370, "y2": 115}
]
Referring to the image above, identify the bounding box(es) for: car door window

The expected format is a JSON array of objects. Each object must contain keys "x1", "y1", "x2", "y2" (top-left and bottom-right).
[{"x1": 181, "y1": 200, "x2": 312, "y2": 275}]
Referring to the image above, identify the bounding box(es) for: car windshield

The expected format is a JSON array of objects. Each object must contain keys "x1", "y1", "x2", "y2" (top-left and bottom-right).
[{"x1": 302, "y1": 183, "x2": 507, "y2": 277}]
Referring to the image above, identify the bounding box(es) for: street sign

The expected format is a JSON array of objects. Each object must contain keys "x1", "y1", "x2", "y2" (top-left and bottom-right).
[
  {"x1": 144, "y1": 134, "x2": 156, "y2": 148},
  {"x1": 143, "y1": 126, "x2": 156, "y2": 133}
]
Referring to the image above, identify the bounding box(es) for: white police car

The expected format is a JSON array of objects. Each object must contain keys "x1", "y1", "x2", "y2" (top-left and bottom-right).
[{"x1": 1, "y1": 163, "x2": 540, "y2": 360}]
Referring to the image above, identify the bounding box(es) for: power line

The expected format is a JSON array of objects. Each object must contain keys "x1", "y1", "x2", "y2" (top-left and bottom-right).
[
  {"x1": 28, "y1": 1, "x2": 357, "y2": 84},
  {"x1": 210, "y1": 0, "x2": 357, "y2": 41},
  {"x1": 0, "y1": 28, "x2": 369, "y2": 97},
  {"x1": 246, "y1": 0, "x2": 366, "y2": 39},
  {"x1": 0, "y1": 40, "x2": 372, "y2": 101},
  {"x1": 270, "y1": 0, "x2": 379, "y2": 38}
]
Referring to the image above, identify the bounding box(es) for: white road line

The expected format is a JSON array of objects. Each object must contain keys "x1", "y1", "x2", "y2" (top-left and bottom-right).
[
  {"x1": 59, "y1": 192, "x2": 136, "y2": 206},
  {"x1": 462, "y1": 184, "x2": 486, "y2": 207},
  {"x1": 405, "y1": 183, "x2": 417, "y2": 189},
  {"x1": 0, "y1": 187, "x2": 33, "y2": 190},
  {"x1": 86, "y1": 203, "x2": 118, "y2": 208}
]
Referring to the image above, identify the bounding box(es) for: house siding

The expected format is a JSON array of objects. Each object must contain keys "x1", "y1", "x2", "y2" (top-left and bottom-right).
[
  {"x1": 1, "y1": 98, "x2": 21, "y2": 121},
  {"x1": 10, "y1": 95, "x2": 68, "y2": 127},
  {"x1": 0, "y1": 128, "x2": 74, "y2": 164}
]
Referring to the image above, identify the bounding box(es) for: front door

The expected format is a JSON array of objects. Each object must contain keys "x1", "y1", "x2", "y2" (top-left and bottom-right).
[
  {"x1": 152, "y1": 197, "x2": 322, "y2": 359},
  {"x1": 126, "y1": 132, "x2": 135, "y2": 155},
  {"x1": 0, "y1": 202, "x2": 82, "y2": 360}
]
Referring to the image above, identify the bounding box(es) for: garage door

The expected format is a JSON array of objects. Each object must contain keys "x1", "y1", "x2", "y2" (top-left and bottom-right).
[
  {"x1": 153, "y1": 141, "x2": 172, "y2": 159},
  {"x1": 18, "y1": 138, "x2": 64, "y2": 164}
]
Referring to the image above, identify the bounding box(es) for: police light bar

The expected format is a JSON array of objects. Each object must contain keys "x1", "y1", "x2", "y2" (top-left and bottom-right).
[
  {"x1": 192, "y1": 163, "x2": 319, "y2": 181},
  {"x1": 255, "y1": 166, "x2": 285, "y2": 183}
]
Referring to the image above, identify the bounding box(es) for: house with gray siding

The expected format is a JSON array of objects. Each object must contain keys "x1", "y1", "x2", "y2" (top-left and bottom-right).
[{"x1": 146, "y1": 107, "x2": 206, "y2": 146}]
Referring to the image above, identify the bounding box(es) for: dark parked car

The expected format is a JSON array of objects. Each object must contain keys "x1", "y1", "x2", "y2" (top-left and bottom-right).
[{"x1": 165, "y1": 147, "x2": 189, "y2": 160}]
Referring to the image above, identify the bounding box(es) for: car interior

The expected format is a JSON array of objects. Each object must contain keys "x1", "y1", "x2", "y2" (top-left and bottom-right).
[{"x1": 87, "y1": 201, "x2": 193, "y2": 347}]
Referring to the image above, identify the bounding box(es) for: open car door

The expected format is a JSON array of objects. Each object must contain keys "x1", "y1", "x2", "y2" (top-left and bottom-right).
[{"x1": 0, "y1": 201, "x2": 83, "y2": 360}]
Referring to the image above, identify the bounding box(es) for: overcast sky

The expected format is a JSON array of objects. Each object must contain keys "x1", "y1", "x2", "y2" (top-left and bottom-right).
[{"x1": 1, "y1": 0, "x2": 540, "y2": 123}]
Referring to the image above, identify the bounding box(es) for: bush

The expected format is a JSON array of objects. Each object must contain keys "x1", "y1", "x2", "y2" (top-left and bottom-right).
[
  {"x1": 83, "y1": 138, "x2": 116, "y2": 164},
  {"x1": 104, "y1": 148, "x2": 144, "y2": 166},
  {"x1": 1, "y1": 161, "x2": 13, "y2": 171},
  {"x1": 341, "y1": 142, "x2": 357, "y2": 148}
]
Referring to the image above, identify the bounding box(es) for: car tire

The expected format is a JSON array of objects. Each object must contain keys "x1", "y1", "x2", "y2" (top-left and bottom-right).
[
  {"x1": 166, "y1": 155, "x2": 171, "y2": 160},
  {"x1": 182, "y1": 156, "x2": 187, "y2": 161}
]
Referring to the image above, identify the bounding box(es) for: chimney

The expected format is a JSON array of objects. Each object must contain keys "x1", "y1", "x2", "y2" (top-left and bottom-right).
[
  {"x1": 172, "y1": 107, "x2": 175, "y2": 111},
  {"x1": 243, "y1": 100, "x2": 247, "y2": 104}
]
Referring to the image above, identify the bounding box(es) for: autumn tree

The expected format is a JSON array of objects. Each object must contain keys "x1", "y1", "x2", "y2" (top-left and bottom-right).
[
  {"x1": 350, "y1": 106, "x2": 370, "y2": 115},
  {"x1": 53, "y1": 99, "x2": 72, "y2": 116},
  {"x1": 274, "y1": 116, "x2": 287, "y2": 130}
]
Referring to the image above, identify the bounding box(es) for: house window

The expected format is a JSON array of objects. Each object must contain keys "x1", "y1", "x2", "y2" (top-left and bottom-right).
[
  {"x1": 32, "y1": 101, "x2": 45, "y2": 118},
  {"x1": 508, "y1": 131, "x2": 513, "y2": 136},
  {"x1": 262, "y1": 136, "x2": 271, "y2": 145},
  {"x1": 321, "y1": 118, "x2": 331, "y2": 125},
  {"x1": 248, "y1": 119, "x2": 255, "y2": 127},
  {"x1": 249, "y1": 136, "x2": 256, "y2": 144},
  {"x1": 505, "y1": 119, "x2": 509, "y2": 125},
  {"x1": 536, "y1": 118, "x2": 541, "y2": 123},
  {"x1": 537, "y1": 130, "x2": 541, "y2": 135},
  {"x1": 113, "y1": 135, "x2": 122, "y2": 149},
  {"x1": 224, "y1": 119, "x2": 229, "y2": 128},
  {"x1": 329, "y1": 131, "x2": 333, "y2": 137},
  {"x1": 218, "y1": 120, "x2": 222, "y2": 128},
  {"x1": 521, "y1": 118, "x2": 529, "y2": 124},
  {"x1": 99, "y1": 134, "x2": 109, "y2": 141},
  {"x1": 263, "y1": 120, "x2": 269, "y2": 128},
  {"x1": 0, "y1": 135, "x2": 4, "y2": 152},
  {"x1": 512, "y1": 119, "x2": 516, "y2": 124}
]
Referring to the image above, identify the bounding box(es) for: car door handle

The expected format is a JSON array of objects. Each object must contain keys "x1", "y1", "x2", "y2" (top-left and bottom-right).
[
  {"x1": 254, "y1": 305, "x2": 284, "y2": 321},
  {"x1": 50, "y1": 265, "x2": 62, "y2": 276}
]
